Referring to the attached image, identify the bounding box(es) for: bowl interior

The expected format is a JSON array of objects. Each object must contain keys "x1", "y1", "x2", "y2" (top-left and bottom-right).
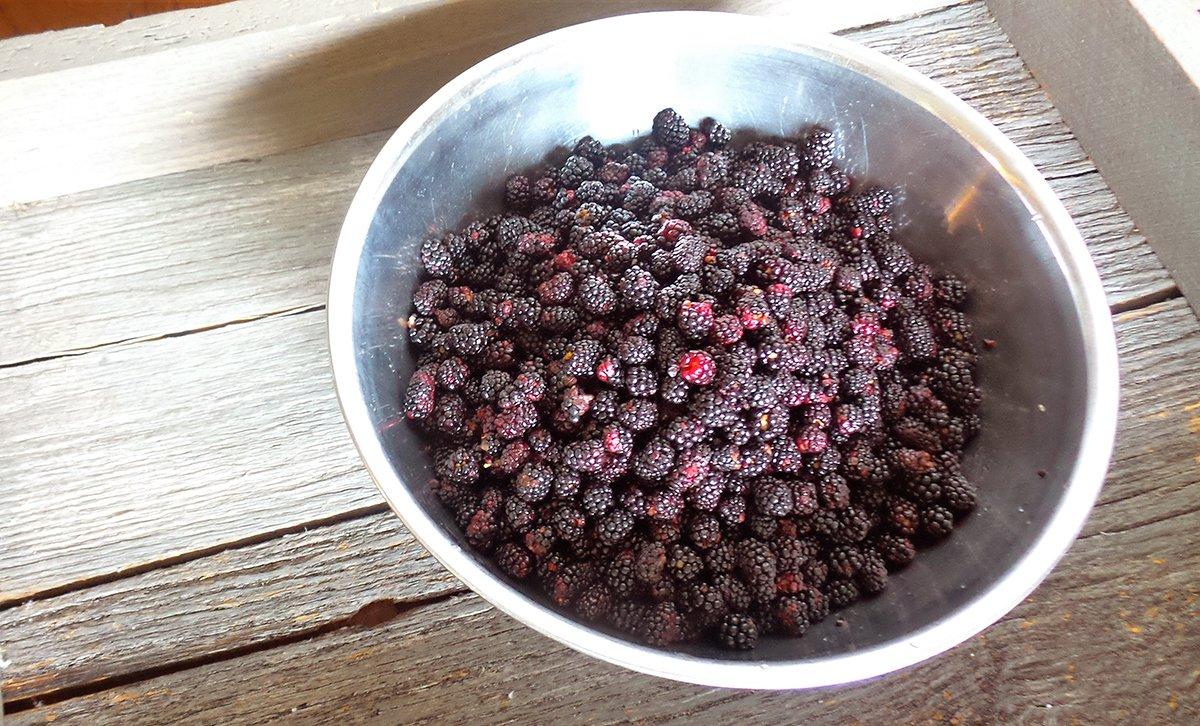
[{"x1": 343, "y1": 20, "x2": 1091, "y2": 667}]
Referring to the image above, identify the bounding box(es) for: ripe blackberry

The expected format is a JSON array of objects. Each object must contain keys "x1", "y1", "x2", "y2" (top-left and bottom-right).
[
  {"x1": 634, "y1": 541, "x2": 667, "y2": 584},
  {"x1": 941, "y1": 473, "x2": 977, "y2": 515},
  {"x1": 934, "y1": 275, "x2": 968, "y2": 308},
  {"x1": 617, "y1": 399, "x2": 658, "y2": 432},
  {"x1": 921, "y1": 504, "x2": 955, "y2": 539},
  {"x1": 641, "y1": 602, "x2": 683, "y2": 645},
  {"x1": 667, "y1": 544, "x2": 704, "y2": 583},
  {"x1": 558, "y1": 155, "x2": 595, "y2": 188},
  {"x1": 931, "y1": 308, "x2": 976, "y2": 351},
  {"x1": 617, "y1": 267, "x2": 659, "y2": 311},
  {"x1": 596, "y1": 509, "x2": 635, "y2": 546},
  {"x1": 495, "y1": 543, "x2": 532, "y2": 579},
  {"x1": 826, "y1": 578, "x2": 859, "y2": 609},
  {"x1": 687, "y1": 513, "x2": 723, "y2": 550},
  {"x1": 929, "y1": 348, "x2": 981, "y2": 413},
  {"x1": 575, "y1": 584, "x2": 612, "y2": 622},
  {"x1": 771, "y1": 596, "x2": 812, "y2": 636},
  {"x1": 904, "y1": 469, "x2": 945, "y2": 504},
  {"x1": 717, "y1": 613, "x2": 759, "y2": 650},
  {"x1": 752, "y1": 478, "x2": 794, "y2": 517},
  {"x1": 678, "y1": 300, "x2": 715, "y2": 340},
  {"x1": 856, "y1": 552, "x2": 889, "y2": 595},
  {"x1": 701, "y1": 118, "x2": 732, "y2": 148},
  {"x1": 576, "y1": 275, "x2": 616, "y2": 316},
  {"x1": 503, "y1": 496, "x2": 536, "y2": 533},
  {"x1": 617, "y1": 334, "x2": 654, "y2": 365},
  {"x1": 873, "y1": 533, "x2": 916, "y2": 568},
  {"x1": 652, "y1": 108, "x2": 691, "y2": 150}
]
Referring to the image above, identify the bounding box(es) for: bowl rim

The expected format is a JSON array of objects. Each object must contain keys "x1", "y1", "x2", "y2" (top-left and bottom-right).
[{"x1": 328, "y1": 10, "x2": 1119, "y2": 689}]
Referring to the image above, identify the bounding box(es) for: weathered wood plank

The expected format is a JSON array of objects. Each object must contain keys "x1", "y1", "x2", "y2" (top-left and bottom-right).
[
  {"x1": 0, "y1": 0, "x2": 959, "y2": 207},
  {"x1": 0, "y1": 310, "x2": 382, "y2": 602},
  {"x1": 0, "y1": 132, "x2": 387, "y2": 367},
  {"x1": 0, "y1": 512, "x2": 462, "y2": 703},
  {"x1": 0, "y1": 1, "x2": 1172, "y2": 366},
  {"x1": 0, "y1": 0, "x2": 377, "y2": 80},
  {"x1": 5, "y1": 298, "x2": 1196, "y2": 714}
]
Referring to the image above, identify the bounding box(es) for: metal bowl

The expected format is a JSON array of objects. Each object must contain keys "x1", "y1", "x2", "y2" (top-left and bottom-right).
[{"x1": 328, "y1": 11, "x2": 1118, "y2": 689}]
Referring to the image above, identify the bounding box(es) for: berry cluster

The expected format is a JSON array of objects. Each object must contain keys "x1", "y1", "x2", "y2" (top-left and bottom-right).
[{"x1": 402, "y1": 109, "x2": 982, "y2": 650}]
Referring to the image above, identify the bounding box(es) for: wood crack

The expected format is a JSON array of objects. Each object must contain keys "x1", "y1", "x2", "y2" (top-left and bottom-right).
[
  {"x1": 0, "y1": 303, "x2": 326, "y2": 371},
  {"x1": 1, "y1": 589, "x2": 467, "y2": 714},
  {"x1": 0, "y1": 502, "x2": 388, "y2": 611}
]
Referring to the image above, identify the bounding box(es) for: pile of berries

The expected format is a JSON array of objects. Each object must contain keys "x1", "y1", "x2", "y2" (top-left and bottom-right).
[{"x1": 401, "y1": 109, "x2": 982, "y2": 650}]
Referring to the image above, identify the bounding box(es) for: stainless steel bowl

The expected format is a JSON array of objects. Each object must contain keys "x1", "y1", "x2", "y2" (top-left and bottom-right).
[{"x1": 328, "y1": 11, "x2": 1118, "y2": 689}]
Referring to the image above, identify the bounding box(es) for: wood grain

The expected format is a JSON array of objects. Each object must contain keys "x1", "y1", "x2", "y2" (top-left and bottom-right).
[
  {"x1": 0, "y1": 0, "x2": 1172, "y2": 366},
  {"x1": 0, "y1": 0, "x2": 959, "y2": 207},
  {"x1": 0, "y1": 512, "x2": 462, "y2": 703},
  {"x1": 0, "y1": 310, "x2": 382, "y2": 602},
  {"x1": 0, "y1": 0, "x2": 375, "y2": 79},
  {"x1": 5, "y1": 297, "x2": 1197, "y2": 713},
  {"x1": 0, "y1": 131, "x2": 387, "y2": 367}
]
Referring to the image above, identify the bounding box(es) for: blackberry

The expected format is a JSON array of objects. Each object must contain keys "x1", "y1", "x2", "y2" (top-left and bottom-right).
[
  {"x1": 929, "y1": 348, "x2": 981, "y2": 412},
  {"x1": 625, "y1": 365, "x2": 658, "y2": 397},
  {"x1": 618, "y1": 334, "x2": 654, "y2": 364},
  {"x1": 772, "y1": 596, "x2": 812, "y2": 636},
  {"x1": 701, "y1": 118, "x2": 732, "y2": 148},
  {"x1": 941, "y1": 473, "x2": 977, "y2": 515},
  {"x1": 678, "y1": 300, "x2": 715, "y2": 340},
  {"x1": 576, "y1": 275, "x2": 616, "y2": 316},
  {"x1": 933, "y1": 308, "x2": 976, "y2": 352},
  {"x1": 921, "y1": 504, "x2": 955, "y2": 539},
  {"x1": 856, "y1": 552, "x2": 889, "y2": 594},
  {"x1": 934, "y1": 275, "x2": 968, "y2": 308},
  {"x1": 753, "y1": 478, "x2": 794, "y2": 517},
  {"x1": 904, "y1": 469, "x2": 944, "y2": 504},
  {"x1": 403, "y1": 367, "x2": 437, "y2": 421},
  {"x1": 826, "y1": 578, "x2": 859, "y2": 609},
  {"x1": 736, "y1": 539, "x2": 778, "y2": 586},
  {"x1": 495, "y1": 543, "x2": 532, "y2": 579},
  {"x1": 596, "y1": 509, "x2": 635, "y2": 546},
  {"x1": 581, "y1": 484, "x2": 614, "y2": 517},
  {"x1": 667, "y1": 544, "x2": 704, "y2": 582},
  {"x1": 575, "y1": 585, "x2": 612, "y2": 621},
  {"x1": 717, "y1": 613, "x2": 759, "y2": 650},
  {"x1": 563, "y1": 439, "x2": 605, "y2": 473},
  {"x1": 641, "y1": 602, "x2": 683, "y2": 645},
  {"x1": 634, "y1": 541, "x2": 667, "y2": 584},
  {"x1": 553, "y1": 467, "x2": 582, "y2": 499},
  {"x1": 802, "y1": 127, "x2": 836, "y2": 170},
  {"x1": 671, "y1": 234, "x2": 708, "y2": 273},
  {"x1": 828, "y1": 545, "x2": 864, "y2": 579},
  {"x1": 894, "y1": 308, "x2": 937, "y2": 360},
  {"x1": 618, "y1": 267, "x2": 659, "y2": 310},
  {"x1": 688, "y1": 513, "x2": 723, "y2": 550},
  {"x1": 873, "y1": 533, "x2": 916, "y2": 568},
  {"x1": 617, "y1": 399, "x2": 658, "y2": 432},
  {"x1": 503, "y1": 497, "x2": 536, "y2": 533},
  {"x1": 652, "y1": 108, "x2": 691, "y2": 150},
  {"x1": 646, "y1": 490, "x2": 684, "y2": 520},
  {"x1": 559, "y1": 155, "x2": 594, "y2": 188}
]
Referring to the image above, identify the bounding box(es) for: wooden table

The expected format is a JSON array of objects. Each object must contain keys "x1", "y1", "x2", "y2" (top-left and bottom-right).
[{"x1": 2, "y1": 1, "x2": 1196, "y2": 722}]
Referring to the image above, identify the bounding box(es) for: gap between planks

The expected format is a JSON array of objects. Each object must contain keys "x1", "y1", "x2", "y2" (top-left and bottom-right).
[{"x1": 1, "y1": 590, "x2": 465, "y2": 714}]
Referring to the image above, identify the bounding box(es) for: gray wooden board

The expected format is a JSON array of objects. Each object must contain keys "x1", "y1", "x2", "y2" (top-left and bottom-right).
[
  {"x1": 4, "y1": 297, "x2": 1197, "y2": 716},
  {"x1": 0, "y1": 0, "x2": 958, "y2": 207},
  {"x1": 0, "y1": 0, "x2": 1172, "y2": 367},
  {"x1": 988, "y1": 0, "x2": 1200, "y2": 317}
]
